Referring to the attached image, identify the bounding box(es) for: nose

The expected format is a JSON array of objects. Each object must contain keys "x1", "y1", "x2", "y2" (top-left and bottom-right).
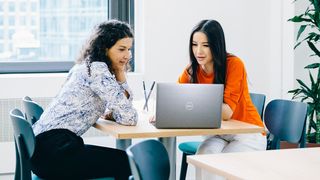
[
  {"x1": 195, "y1": 46, "x2": 204, "y2": 56},
  {"x1": 124, "y1": 51, "x2": 132, "y2": 59}
]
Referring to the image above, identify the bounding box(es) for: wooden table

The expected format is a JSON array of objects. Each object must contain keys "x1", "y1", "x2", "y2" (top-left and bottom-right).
[
  {"x1": 187, "y1": 147, "x2": 320, "y2": 180},
  {"x1": 94, "y1": 115, "x2": 264, "y2": 139},
  {"x1": 94, "y1": 112, "x2": 264, "y2": 180}
]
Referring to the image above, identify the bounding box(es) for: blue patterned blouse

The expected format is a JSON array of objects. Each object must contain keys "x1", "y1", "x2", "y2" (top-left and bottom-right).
[{"x1": 33, "y1": 62, "x2": 138, "y2": 136}]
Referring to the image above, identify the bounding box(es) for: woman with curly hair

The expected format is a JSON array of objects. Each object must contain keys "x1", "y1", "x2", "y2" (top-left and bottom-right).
[{"x1": 31, "y1": 20, "x2": 137, "y2": 180}]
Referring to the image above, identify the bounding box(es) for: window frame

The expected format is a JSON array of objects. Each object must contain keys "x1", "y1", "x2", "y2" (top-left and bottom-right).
[{"x1": 0, "y1": 0, "x2": 134, "y2": 74}]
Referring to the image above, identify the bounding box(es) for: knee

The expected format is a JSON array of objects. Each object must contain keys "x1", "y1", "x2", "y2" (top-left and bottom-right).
[
  {"x1": 197, "y1": 143, "x2": 222, "y2": 154},
  {"x1": 196, "y1": 137, "x2": 227, "y2": 154}
]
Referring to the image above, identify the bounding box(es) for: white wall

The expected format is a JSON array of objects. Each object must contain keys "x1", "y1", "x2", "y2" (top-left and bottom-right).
[
  {"x1": 136, "y1": 0, "x2": 295, "y2": 101},
  {"x1": 0, "y1": 0, "x2": 296, "y2": 102}
]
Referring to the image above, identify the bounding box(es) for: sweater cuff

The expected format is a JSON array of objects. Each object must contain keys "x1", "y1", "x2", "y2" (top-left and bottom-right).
[{"x1": 118, "y1": 81, "x2": 133, "y2": 101}]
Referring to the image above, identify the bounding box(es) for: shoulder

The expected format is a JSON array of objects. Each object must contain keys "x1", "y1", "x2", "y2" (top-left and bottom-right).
[
  {"x1": 178, "y1": 64, "x2": 191, "y2": 83},
  {"x1": 227, "y1": 54, "x2": 245, "y2": 69},
  {"x1": 68, "y1": 63, "x2": 87, "y2": 77},
  {"x1": 90, "y1": 62, "x2": 113, "y2": 77},
  {"x1": 183, "y1": 64, "x2": 192, "y2": 75}
]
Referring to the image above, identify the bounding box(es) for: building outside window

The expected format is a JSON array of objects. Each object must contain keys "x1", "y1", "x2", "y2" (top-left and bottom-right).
[{"x1": 0, "y1": 0, "x2": 134, "y2": 73}]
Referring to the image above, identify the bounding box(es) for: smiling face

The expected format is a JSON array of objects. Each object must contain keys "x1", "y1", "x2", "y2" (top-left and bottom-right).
[
  {"x1": 106, "y1": 37, "x2": 133, "y2": 71},
  {"x1": 192, "y1": 31, "x2": 214, "y2": 73}
]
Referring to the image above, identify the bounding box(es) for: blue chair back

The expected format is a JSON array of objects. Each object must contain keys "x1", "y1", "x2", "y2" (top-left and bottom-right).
[
  {"x1": 126, "y1": 139, "x2": 170, "y2": 180},
  {"x1": 10, "y1": 108, "x2": 37, "y2": 180},
  {"x1": 23, "y1": 96, "x2": 44, "y2": 124},
  {"x1": 250, "y1": 93, "x2": 266, "y2": 119},
  {"x1": 264, "y1": 99, "x2": 308, "y2": 149}
]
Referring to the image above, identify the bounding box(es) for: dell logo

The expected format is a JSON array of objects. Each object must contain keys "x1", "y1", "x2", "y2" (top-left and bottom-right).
[{"x1": 185, "y1": 101, "x2": 194, "y2": 111}]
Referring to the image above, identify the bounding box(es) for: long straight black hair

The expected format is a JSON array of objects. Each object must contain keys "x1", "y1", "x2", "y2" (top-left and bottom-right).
[{"x1": 188, "y1": 19, "x2": 227, "y2": 84}]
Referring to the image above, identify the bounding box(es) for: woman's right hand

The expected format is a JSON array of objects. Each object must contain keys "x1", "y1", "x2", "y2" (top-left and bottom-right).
[
  {"x1": 222, "y1": 103, "x2": 233, "y2": 120},
  {"x1": 113, "y1": 68, "x2": 126, "y2": 83}
]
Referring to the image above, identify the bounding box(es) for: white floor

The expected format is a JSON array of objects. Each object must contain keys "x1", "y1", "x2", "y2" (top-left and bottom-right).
[{"x1": 0, "y1": 135, "x2": 199, "y2": 180}]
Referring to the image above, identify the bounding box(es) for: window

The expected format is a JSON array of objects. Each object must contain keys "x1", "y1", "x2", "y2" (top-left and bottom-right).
[
  {"x1": 8, "y1": 16, "x2": 15, "y2": 26},
  {"x1": 31, "y1": 16, "x2": 36, "y2": 26},
  {"x1": 31, "y1": 2, "x2": 37, "y2": 12},
  {"x1": 8, "y1": 2, "x2": 15, "y2": 12},
  {"x1": 8, "y1": 29, "x2": 15, "y2": 39},
  {"x1": 20, "y1": 16, "x2": 26, "y2": 26},
  {"x1": 20, "y1": 1, "x2": 27, "y2": 12},
  {"x1": 0, "y1": 0, "x2": 134, "y2": 73}
]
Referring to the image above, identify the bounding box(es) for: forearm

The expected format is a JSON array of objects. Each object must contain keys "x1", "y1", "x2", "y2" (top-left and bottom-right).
[
  {"x1": 92, "y1": 66, "x2": 136, "y2": 124},
  {"x1": 114, "y1": 71, "x2": 130, "y2": 98},
  {"x1": 222, "y1": 103, "x2": 233, "y2": 120}
]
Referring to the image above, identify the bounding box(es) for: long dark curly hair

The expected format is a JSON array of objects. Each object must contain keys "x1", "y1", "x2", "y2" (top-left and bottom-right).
[
  {"x1": 76, "y1": 20, "x2": 134, "y2": 76},
  {"x1": 187, "y1": 19, "x2": 227, "y2": 84}
]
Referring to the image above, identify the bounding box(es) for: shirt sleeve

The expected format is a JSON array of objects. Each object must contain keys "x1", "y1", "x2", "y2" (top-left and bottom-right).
[
  {"x1": 223, "y1": 58, "x2": 246, "y2": 112},
  {"x1": 90, "y1": 68, "x2": 138, "y2": 126},
  {"x1": 66, "y1": 66, "x2": 75, "y2": 80},
  {"x1": 60, "y1": 65, "x2": 76, "y2": 87},
  {"x1": 118, "y1": 81, "x2": 134, "y2": 102}
]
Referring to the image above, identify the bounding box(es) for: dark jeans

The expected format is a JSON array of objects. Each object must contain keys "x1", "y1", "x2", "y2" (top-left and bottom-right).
[{"x1": 31, "y1": 129, "x2": 131, "y2": 180}]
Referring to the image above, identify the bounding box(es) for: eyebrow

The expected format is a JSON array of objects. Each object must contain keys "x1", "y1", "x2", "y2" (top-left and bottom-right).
[
  {"x1": 192, "y1": 41, "x2": 209, "y2": 44},
  {"x1": 118, "y1": 45, "x2": 130, "y2": 48}
]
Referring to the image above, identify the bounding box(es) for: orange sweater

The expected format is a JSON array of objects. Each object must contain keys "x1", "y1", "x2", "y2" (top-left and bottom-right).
[{"x1": 178, "y1": 56, "x2": 264, "y2": 128}]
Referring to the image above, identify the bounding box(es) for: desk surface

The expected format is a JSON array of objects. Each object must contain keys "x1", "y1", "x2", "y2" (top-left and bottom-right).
[
  {"x1": 94, "y1": 113, "x2": 264, "y2": 139},
  {"x1": 187, "y1": 147, "x2": 320, "y2": 180}
]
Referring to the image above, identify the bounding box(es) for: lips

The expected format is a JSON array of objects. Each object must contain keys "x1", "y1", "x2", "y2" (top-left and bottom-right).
[{"x1": 196, "y1": 57, "x2": 205, "y2": 61}]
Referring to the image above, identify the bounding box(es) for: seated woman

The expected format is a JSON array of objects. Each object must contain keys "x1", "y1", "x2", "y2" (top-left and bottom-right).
[
  {"x1": 31, "y1": 20, "x2": 138, "y2": 180},
  {"x1": 178, "y1": 19, "x2": 266, "y2": 179}
]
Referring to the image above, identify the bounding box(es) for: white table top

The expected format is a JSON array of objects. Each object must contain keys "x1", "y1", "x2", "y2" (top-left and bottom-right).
[{"x1": 187, "y1": 147, "x2": 320, "y2": 180}]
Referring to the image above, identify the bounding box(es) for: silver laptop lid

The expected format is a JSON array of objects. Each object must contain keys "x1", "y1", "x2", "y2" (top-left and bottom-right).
[{"x1": 155, "y1": 83, "x2": 224, "y2": 129}]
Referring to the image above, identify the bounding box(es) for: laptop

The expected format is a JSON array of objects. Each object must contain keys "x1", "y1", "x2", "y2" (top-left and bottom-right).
[{"x1": 155, "y1": 83, "x2": 224, "y2": 129}]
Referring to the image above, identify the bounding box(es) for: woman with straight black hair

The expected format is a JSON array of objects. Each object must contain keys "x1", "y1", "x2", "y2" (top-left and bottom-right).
[
  {"x1": 31, "y1": 20, "x2": 137, "y2": 180},
  {"x1": 187, "y1": 19, "x2": 227, "y2": 84},
  {"x1": 178, "y1": 19, "x2": 266, "y2": 179}
]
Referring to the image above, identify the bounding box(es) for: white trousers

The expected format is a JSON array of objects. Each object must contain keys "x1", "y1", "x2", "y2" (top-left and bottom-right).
[{"x1": 196, "y1": 133, "x2": 267, "y2": 180}]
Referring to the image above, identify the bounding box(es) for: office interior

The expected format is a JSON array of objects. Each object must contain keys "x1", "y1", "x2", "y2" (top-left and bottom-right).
[{"x1": 0, "y1": 0, "x2": 313, "y2": 179}]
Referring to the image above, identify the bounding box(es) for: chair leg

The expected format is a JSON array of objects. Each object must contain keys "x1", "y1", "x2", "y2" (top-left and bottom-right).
[
  {"x1": 14, "y1": 142, "x2": 21, "y2": 180},
  {"x1": 180, "y1": 153, "x2": 188, "y2": 180}
]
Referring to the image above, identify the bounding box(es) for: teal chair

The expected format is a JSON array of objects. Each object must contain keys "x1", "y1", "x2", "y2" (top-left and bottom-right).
[
  {"x1": 22, "y1": 96, "x2": 44, "y2": 125},
  {"x1": 178, "y1": 93, "x2": 266, "y2": 180},
  {"x1": 264, "y1": 99, "x2": 307, "y2": 149},
  {"x1": 126, "y1": 139, "x2": 170, "y2": 180},
  {"x1": 11, "y1": 108, "x2": 113, "y2": 180},
  {"x1": 10, "y1": 108, "x2": 43, "y2": 180},
  {"x1": 249, "y1": 93, "x2": 266, "y2": 118}
]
